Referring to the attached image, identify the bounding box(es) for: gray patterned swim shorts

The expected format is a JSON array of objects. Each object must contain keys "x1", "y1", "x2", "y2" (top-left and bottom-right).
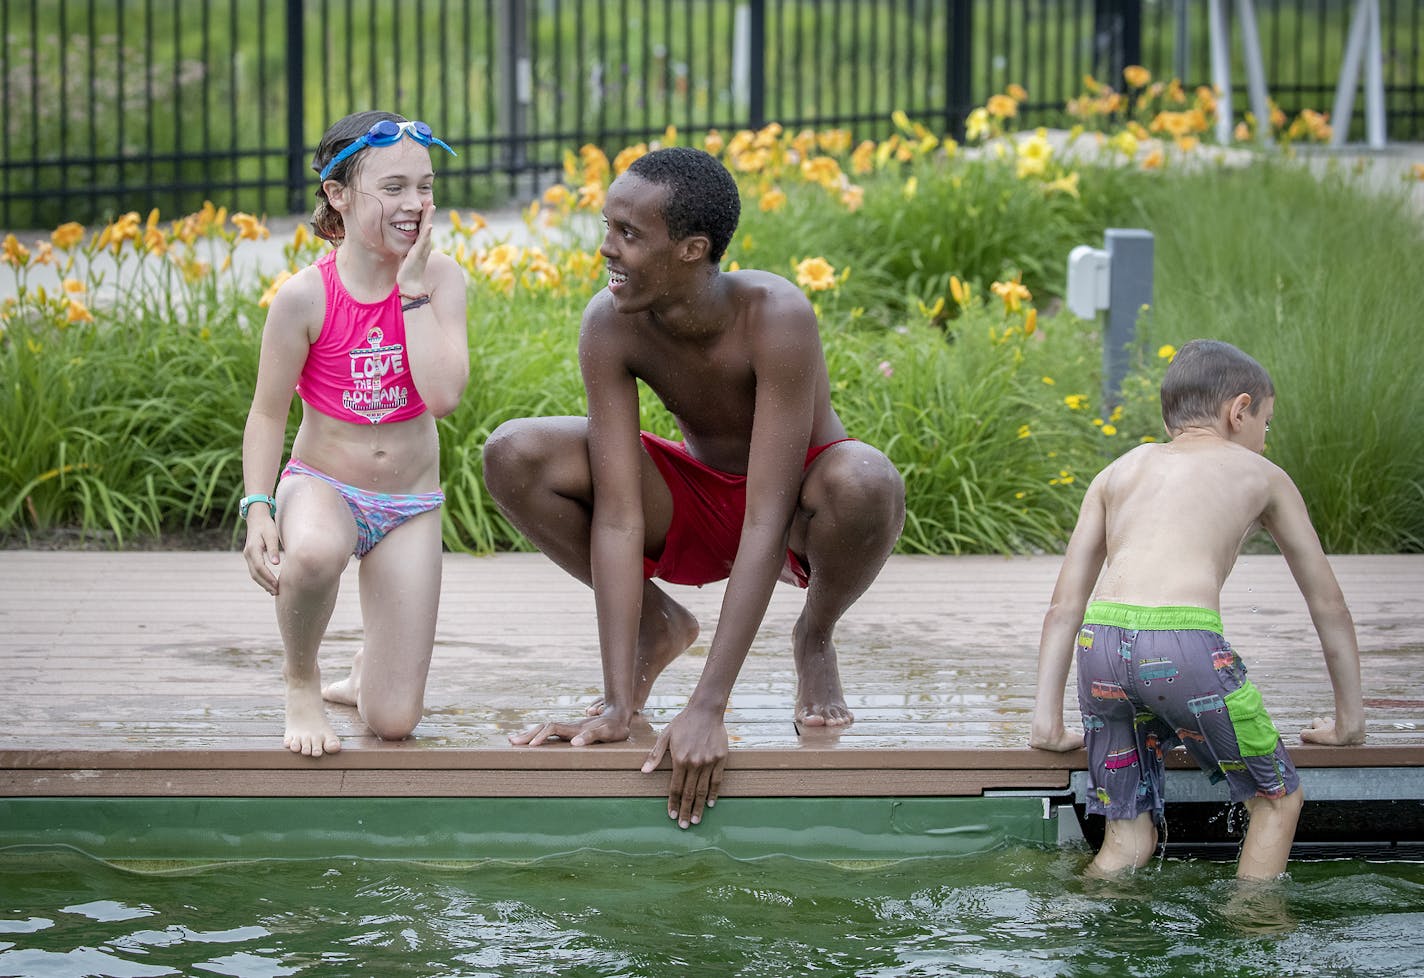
[{"x1": 1075, "y1": 601, "x2": 1299, "y2": 822}]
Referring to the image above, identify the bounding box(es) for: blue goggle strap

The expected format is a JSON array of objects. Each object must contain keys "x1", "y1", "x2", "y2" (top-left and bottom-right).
[{"x1": 319, "y1": 125, "x2": 457, "y2": 181}]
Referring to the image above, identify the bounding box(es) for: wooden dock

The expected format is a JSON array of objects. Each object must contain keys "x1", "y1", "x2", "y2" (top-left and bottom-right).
[{"x1": 2, "y1": 551, "x2": 1421, "y2": 812}]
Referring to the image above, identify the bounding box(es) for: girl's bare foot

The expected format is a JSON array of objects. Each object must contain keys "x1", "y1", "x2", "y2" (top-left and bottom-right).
[
  {"x1": 322, "y1": 649, "x2": 362, "y2": 706},
  {"x1": 587, "y1": 588, "x2": 699, "y2": 716},
  {"x1": 284, "y1": 674, "x2": 342, "y2": 757},
  {"x1": 792, "y1": 613, "x2": 853, "y2": 727}
]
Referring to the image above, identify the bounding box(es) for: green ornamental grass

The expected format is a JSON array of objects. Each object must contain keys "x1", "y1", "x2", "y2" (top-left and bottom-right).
[{"x1": 2, "y1": 95, "x2": 1420, "y2": 554}]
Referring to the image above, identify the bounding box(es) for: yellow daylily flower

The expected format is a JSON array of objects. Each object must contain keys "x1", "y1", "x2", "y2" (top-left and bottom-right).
[
  {"x1": 986, "y1": 94, "x2": 1018, "y2": 119},
  {"x1": 800, "y1": 156, "x2": 842, "y2": 188},
  {"x1": 758, "y1": 187, "x2": 787, "y2": 212},
  {"x1": 233, "y1": 213, "x2": 269, "y2": 241},
  {"x1": 1043, "y1": 172, "x2": 1080, "y2": 197},
  {"x1": 259, "y1": 270, "x2": 293, "y2": 307},
  {"x1": 990, "y1": 275, "x2": 1031, "y2": 313},
  {"x1": 794, "y1": 257, "x2": 838, "y2": 292},
  {"x1": 2, "y1": 234, "x2": 30, "y2": 266},
  {"x1": 613, "y1": 143, "x2": 648, "y2": 174},
  {"x1": 1123, "y1": 65, "x2": 1151, "y2": 89},
  {"x1": 51, "y1": 222, "x2": 86, "y2": 250},
  {"x1": 65, "y1": 299, "x2": 94, "y2": 324},
  {"x1": 577, "y1": 182, "x2": 606, "y2": 211},
  {"x1": 849, "y1": 140, "x2": 876, "y2": 175},
  {"x1": 965, "y1": 107, "x2": 991, "y2": 142}
]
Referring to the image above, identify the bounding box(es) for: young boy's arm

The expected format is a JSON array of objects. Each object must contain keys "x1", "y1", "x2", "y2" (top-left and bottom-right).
[
  {"x1": 1261, "y1": 466, "x2": 1366, "y2": 745},
  {"x1": 1030, "y1": 472, "x2": 1110, "y2": 752}
]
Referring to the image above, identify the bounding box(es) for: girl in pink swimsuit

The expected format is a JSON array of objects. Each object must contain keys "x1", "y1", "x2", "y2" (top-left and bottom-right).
[{"x1": 240, "y1": 110, "x2": 468, "y2": 758}]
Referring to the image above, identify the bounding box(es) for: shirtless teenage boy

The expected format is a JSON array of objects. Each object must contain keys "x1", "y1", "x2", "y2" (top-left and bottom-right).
[
  {"x1": 1029, "y1": 339, "x2": 1364, "y2": 880},
  {"x1": 483, "y1": 147, "x2": 905, "y2": 828}
]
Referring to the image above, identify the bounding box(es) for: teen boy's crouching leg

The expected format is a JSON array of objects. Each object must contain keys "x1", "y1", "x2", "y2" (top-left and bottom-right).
[{"x1": 787, "y1": 440, "x2": 905, "y2": 725}]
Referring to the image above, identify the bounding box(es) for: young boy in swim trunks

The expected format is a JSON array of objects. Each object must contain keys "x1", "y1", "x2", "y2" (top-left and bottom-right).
[
  {"x1": 483, "y1": 147, "x2": 905, "y2": 828},
  {"x1": 1029, "y1": 339, "x2": 1364, "y2": 880}
]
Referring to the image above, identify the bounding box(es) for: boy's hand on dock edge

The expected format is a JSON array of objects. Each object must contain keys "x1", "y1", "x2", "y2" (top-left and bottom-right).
[
  {"x1": 1299, "y1": 716, "x2": 1366, "y2": 746},
  {"x1": 642, "y1": 705, "x2": 728, "y2": 829},
  {"x1": 509, "y1": 711, "x2": 633, "y2": 747},
  {"x1": 1028, "y1": 722, "x2": 1085, "y2": 753}
]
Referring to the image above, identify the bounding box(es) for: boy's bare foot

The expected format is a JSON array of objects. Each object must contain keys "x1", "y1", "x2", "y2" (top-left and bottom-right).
[
  {"x1": 284, "y1": 674, "x2": 342, "y2": 757},
  {"x1": 792, "y1": 613, "x2": 853, "y2": 727},
  {"x1": 322, "y1": 649, "x2": 362, "y2": 706},
  {"x1": 586, "y1": 588, "x2": 699, "y2": 716}
]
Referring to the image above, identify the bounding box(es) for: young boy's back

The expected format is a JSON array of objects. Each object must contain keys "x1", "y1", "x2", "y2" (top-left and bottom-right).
[{"x1": 1030, "y1": 339, "x2": 1364, "y2": 880}]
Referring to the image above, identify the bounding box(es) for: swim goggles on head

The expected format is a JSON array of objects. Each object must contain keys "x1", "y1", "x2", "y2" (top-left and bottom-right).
[{"x1": 318, "y1": 119, "x2": 457, "y2": 181}]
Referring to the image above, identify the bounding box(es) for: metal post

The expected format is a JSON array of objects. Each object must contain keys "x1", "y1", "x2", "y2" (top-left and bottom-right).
[
  {"x1": 1235, "y1": 0, "x2": 1271, "y2": 145},
  {"x1": 1208, "y1": 0, "x2": 1234, "y2": 144},
  {"x1": 748, "y1": 0, "x2": 766, "y2": 129},
  {"x1": 1121, "y1": 0, "x2": 1143, "y2": 77},
  {"x1": 497, "y1": 0, "x2": 530, "y2": 175},
  {"x1": 1103, "y1": 229, "x2": 1154, "y2": 409},
  {"x1": 285, "y1": 0, "x2": 306, "y2": 214},
  {"x1": 1330, "y1": 0, "x2": 1387, "y2": 148},
  {"x1": 947, "y1": 0, "x2": 973, "y2": 142},
  {"x1": 1173, "y1": 0, "x2": 1190, "y2": 83}
]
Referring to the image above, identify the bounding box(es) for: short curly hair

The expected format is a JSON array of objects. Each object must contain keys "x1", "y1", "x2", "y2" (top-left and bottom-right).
[
  {"x1": 1160, "y1": 339, "x2": 1275, "y2": 433},
  {"x1": 309, "y1": 109, "x2": 406, "y2": 243},
  {"x1": 625, "y1": 147, "x2": 741, "y2": 263}
]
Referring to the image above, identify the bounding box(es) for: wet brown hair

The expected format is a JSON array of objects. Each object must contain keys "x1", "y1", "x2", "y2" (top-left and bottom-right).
[
  {"x1": 1160, "y1": 338, "x2": 1275, "y2": 433},
  {"x1": 309, "y1": 109, "x2": 406, "y2": 243}
]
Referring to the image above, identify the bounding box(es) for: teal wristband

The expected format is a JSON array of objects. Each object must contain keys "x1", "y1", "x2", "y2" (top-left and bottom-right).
[{"x1": 239, "y1": 493, "x2": 276, "y2": 518}]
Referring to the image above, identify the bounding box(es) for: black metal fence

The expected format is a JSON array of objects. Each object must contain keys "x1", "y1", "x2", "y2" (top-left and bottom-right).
[{"x1": 3, "y1": 0, "x2": 1421, "y2": 229}]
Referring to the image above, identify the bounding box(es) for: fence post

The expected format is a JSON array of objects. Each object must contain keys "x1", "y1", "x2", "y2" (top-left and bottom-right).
[
  {"x1": 1094, "y1": 0, "x2": 1143, "y2": 87},
  {"x1": 748, "y1": 0, "x2": 766, "y2": 129},
  {"x1": 1121, "y1": 0, "x2": 1142, "y2": 74},
  {"x1": 946, "y1": 0, "x2": 973, "y2": 142},
  {"x1": 285, "y1": 0, "x2": 307, "y2": 214}
]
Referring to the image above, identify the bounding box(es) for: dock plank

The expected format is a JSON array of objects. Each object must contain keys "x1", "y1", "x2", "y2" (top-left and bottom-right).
[{"x1": 1, "y1": 551, "x2": 1421, "y2": 798}]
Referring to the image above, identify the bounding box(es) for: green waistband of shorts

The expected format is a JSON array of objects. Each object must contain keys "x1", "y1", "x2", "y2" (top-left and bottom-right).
[{"x1": 1082, "y1": 601, "x2": 1223, "y2": 633}]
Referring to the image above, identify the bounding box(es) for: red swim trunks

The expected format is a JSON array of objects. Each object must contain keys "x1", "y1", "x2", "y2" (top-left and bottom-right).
[{"x1": 640, "y1": 432, "x2": 855, "y2": 588}]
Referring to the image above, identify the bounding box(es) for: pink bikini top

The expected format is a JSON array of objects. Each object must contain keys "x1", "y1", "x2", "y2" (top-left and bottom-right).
[{"x1": 296, "y1": 249, "x2": 428, "y2": 424}]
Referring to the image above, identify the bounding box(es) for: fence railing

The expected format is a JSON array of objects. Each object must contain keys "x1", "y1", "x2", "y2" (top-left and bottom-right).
[{"x1": 3, "y1": 0, "x2": 1421, "y2": 229}]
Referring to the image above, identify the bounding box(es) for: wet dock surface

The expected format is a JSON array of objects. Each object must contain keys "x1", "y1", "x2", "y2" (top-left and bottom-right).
[{"x1": 1, "y1": 551, "x2": 1420, "y2": 803}]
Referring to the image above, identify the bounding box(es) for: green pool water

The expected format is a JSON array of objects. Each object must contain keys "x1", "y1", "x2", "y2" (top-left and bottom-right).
[
  {"x1": 2, "y1": 797, "x2": 1423, "y2": 976},
  {"x1": 3, "y1": 847, "x2": 1423, "y2": 977}
]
